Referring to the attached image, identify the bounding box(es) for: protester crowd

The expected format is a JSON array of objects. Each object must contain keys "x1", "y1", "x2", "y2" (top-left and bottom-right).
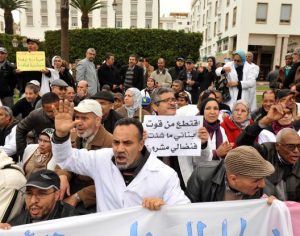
[{"x1": 0, "y1": 38, "x2": 300, "y2": 230}]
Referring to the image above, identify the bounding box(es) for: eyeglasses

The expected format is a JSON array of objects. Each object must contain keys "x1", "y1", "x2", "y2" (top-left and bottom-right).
[
  {"x1": 156, "y1": 97, "x2": 176, "y2": 104},
  {"x1": 58, "y1": 87, "x2": 67, "y2": 91},
  {"x1": 22, "y1": 190, "x2": 56, "y2": 199},
  {"x1": 279, "y1": 143, "x2": 300, "y2": 151},
  {"x1": 234, "y1": 59, "x2": 242, "y2": 63}
]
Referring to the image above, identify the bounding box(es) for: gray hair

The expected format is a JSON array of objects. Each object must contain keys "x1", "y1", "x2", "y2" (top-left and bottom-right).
[
  {"x1": 151, "y1": 87, "x2": 174, "y2": 104},
  {"x1": 276, "y1": 128, "x2": 298, "y2": 143},
  {"x1": 0, "y1": 106, "x2": 13, "y2": 118}
]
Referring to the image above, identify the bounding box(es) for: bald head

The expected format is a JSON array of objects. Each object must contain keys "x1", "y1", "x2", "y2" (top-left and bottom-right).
[
  {"x1": 77, "y1": 80, "x2": 88, "y2": 97},
  {"x1": 246, "y1": 52, "x2": 253, "y2": 63}
]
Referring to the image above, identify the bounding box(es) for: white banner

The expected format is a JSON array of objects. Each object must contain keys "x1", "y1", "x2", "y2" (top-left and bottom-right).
[
  {"x1": 1, "y1": 200, "x2": 293, "y2": 236},
  {"x1": 143, "y1": 115, "x2": 203, "y2": 156}
]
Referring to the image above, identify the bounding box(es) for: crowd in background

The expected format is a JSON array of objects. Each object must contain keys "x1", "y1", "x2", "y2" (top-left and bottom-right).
[{"x1": 0, "y1": 38, "x2": 300, "y2": 229}]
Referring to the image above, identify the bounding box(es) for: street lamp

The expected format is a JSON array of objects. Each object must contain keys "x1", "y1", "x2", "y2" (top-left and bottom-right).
[
  {"x1": 11, "y1": 37, "x2": 28, "y2": 48},
  {"x1": 12, "y1": 37, "x2": 18, "y2": 48},
  {"x1": 112, "y1": 0, "x2": 117, "y2": 28}
]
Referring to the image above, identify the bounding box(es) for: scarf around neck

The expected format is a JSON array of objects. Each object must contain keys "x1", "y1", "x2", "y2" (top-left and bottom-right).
[{"x1": 203, "y1": 119, "x2": 223, "y2": 148}]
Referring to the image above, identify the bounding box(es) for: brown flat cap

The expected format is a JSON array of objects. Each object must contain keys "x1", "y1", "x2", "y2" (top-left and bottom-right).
[{"x1": 225, "y1": 146, "x2": 275, "y2": 178}]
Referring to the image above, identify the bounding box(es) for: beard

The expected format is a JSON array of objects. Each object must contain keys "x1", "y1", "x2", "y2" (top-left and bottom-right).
[{"x1": 77, "y1": 128, "x2": 94, "y2": 138}]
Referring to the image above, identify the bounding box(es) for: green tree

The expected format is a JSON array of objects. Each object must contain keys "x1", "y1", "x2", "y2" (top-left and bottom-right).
[
  {"x1": 70, "y1": 0, "x2": 103, "y2": 28},
  {"x1": 0, "y1": 0, "x2": 27, "y2": 34}
]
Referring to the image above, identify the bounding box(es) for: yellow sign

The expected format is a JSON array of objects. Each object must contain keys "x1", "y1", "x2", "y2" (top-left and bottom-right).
[{"x1": 16, "y1": 51, "x2": 46, "y2": 71}]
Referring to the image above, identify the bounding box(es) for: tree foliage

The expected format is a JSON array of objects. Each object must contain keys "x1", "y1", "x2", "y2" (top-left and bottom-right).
[
  {"x1": 0, "y1": 0, "x2": 27, "y2": 34},
  {"x1": 45, "y1": 28, "x2": 202, "y2": 67},
  {"x1": 70, "y1": 0, "x2": 103, "y2": 28}
]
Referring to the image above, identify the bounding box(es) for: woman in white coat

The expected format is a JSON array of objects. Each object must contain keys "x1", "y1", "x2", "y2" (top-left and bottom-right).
[{"x1": 215, "y1": 50, "x2": 257, "y2": 111}]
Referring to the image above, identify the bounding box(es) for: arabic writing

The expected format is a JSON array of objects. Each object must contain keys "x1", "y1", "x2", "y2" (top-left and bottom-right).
[{"x1": 143, "y1": 115, "x2": 203, "y2": 156}]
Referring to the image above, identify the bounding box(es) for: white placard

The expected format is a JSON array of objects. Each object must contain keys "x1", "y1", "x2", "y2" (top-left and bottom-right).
[{"x1": 143, "y1": 115, "x2": 203, "y2": 156}]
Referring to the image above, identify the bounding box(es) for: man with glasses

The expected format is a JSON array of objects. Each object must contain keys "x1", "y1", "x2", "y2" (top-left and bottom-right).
[
  {"x1": 237, "y1": 103, "x2": 300, "y2": 201},
  {"x1": 0, "y1": 169, "x2": 77, "y2": 229},
  {"x1": 150, "y1": 88, "x2": 211, "y2": 189}
]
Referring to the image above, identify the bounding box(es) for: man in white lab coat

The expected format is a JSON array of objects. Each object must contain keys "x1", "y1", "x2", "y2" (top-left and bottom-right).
[{"x1": 51, "y1": 100, "x2": 190, "y2": 212}]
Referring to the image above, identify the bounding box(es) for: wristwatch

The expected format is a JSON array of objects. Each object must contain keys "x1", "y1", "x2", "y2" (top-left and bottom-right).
[{"x1": 74, "y1": 193, "x2": 81, "y2": 203}]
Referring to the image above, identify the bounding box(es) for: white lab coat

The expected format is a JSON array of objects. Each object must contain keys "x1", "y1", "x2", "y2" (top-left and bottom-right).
[
  {"x1": 216, "y1": 61, "x2": 257, "y2": 111},
  {"x1": 53, "y1": 140, "x2": 190, "y2": 212}
]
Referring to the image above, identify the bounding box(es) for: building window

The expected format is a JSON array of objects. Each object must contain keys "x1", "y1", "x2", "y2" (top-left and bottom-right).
[
  {"x1": 227, "y1": 0, "x2": 230, "y2": 7},
  {"x1": 225, "y1": 12, "x2": 229, "y2": 31},
  {"x1": 280, "y1": 4, "x2": 292, "y2": 24},
  {"x1": 40, "y1": 0, "x2": 47, "y2": 14},
  {"x1": 26, "y1": 15, "x2": 33, "y2": 26},
  {"x1": 215, "y1": 1, "x2": 218, "y2": 16},
  {"x1": 41, "y1": 16, "x2": 48, "y2": 26},
  {"x1": 232, "y1": 7, "x2": 237, "y2": 27},
  {"x1": 71, "y1": 17, "x2": 78, "y2": 27},
  {"x1": 26, "y1": 0, "x2": 33, "y2": 13},
  {"x1": 178, "y1": 22, "x2": 182, "y2": 25},
  {"x1": 223, "y1": 38, "x2": 228, "y2": 51},
  {"x1": 145, "y1": 1, "x2": 152, "y2": 16},
  {"x1": 71, "y1": 6, "x2": 77, "y2": 15},
  {"x1": 56, "y1": 15, "x2": 61, "y2": 26},
  {"x1": 202, "y1": 14, "x2": 205, "y2": 26},
  {"x1": 89, "y1": 16, "x2": 93, "y2": 28},
  {"x1": 145, "y1": 19, "x2": 152, "y2": 28},
  {"x1": 131, "y1": 18, "x2": 137, "y2": 28},
  {"x1": 116, "y1": 20, "x2": 122, "y2": 28},
  {"x1": 167, "y1": 23, "x2": 173, "y2": 29},
  {"x1": 116, "y1": 0, "x2": 122, "y2": 15},
  {"x1": 214, "y1": 22, "x2": 216, "y2": 37},
  {"x1": 101, "y1": 17, "x2": 107, "y2": 27},
  {"x1": 131, "y1": 3, "x2": 137, "y2": 16},
  {"x1": 256, "y1": 3, "x2": 268, "y2": 23},
  {"x1": 56, "y1": 0, "x2": 61, "y2": 13}
]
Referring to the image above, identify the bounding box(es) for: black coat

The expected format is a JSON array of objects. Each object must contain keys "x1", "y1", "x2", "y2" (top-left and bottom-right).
[
  {"x1": 119, "y1": 65, "x2": 144, "y2": 90},
  {"x1": 0, "y1": 60, "x2": 17, "y2": 98},
  {"x1": 12, "y1": 96, "x2": 41, "y2": 119},
  {"x1": 103, "y1": 109, "x2": 124, "y2": 134},
  {"x1": 98, "y1": 63, "x2": 121, "y2": 91},
  {"x1": 178, "y1": 69, "x2": 200, "y2": 104},
  {"x1": 186, "y1": 160, "x2": 262, "y2": 202}
]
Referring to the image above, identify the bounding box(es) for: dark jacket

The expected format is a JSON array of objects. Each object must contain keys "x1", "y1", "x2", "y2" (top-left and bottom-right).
[
  {"x1": 178, "y1": 69, "x2": 200, "y2": 104},
  {"x1": 236, "y1": 122, "x2": 300, "y2": 201},
  {"x1": 16, "y1": 108, "x2": 54, "y2": 158},
  {"x1": 251, "y1": 107, "x2": 267, "y2": 123},
  {"x1": 59, "y1": 69, "x2": 75, "y2": 89},
  {"x1": 283, "y1": 61, "x2": 300, "y2": 88},
  {"x1": 198, "y1": 68, "x2": 217, "y2": 93},
  {"x1": 103, "y1": 109, "x2": 123, "y2": 134},
  {"x1": 9, "y1": 201, "x2": 78, "y2": 226},
  {"x1": 98, "y1": 63, "x2": 121, "y2": 91},
  {"x1": 186, "y1": 161, "x2": 262, "y2": 202},
  {"x1": 168, "y1": 66, "x2": 185, "y2": 81},
  {"x1": 0, "y1": 60, "x2": 17, "y2": 98},
  {"x1": 119, "y1": 65, "x2": 144, "y2": 90},
  {"x1": 12, "y1": 96, "x2": 41, "y2": 119}
]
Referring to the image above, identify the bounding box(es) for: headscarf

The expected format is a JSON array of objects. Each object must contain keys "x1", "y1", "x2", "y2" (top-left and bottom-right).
[
  {"x1": 125, "y1": 88, "x2": 142, "y2": 118},
  {"x1": 199, "y1": 98, "x2": 223, "y2": 148},
  {"x1": 231, "y1": 100, "x2": 251, "y2": 129},
  {"x1": 233, "y1": 50, "x2": 246, "y2": 64},
  {"x1": 51, "y1": 55, "x2": 60, "y2": 69}
]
